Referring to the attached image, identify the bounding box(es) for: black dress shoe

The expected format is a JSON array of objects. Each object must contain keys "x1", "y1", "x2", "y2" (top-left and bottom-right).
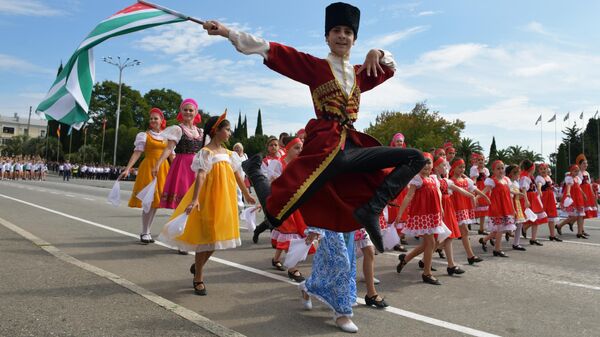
[
  {"x1": 555, "y1": 224, "x2": 562, "y2": 236},
  {"x1": 468, "y1": 224, "x2": 472, "y2": 231},
  {"x1": 396, "y1": 254, "x2": 407, "y2": 273},
  {"x1": 177, "y1": 249, "x2": 189, "y2": 255},
  {"x1": 467, "y1": 256, "x2": 483, "y2": 265},
  {"x1": 568, "y1": 223, "x2": 574, "y2": 232},
  {"x1": 353, "y1": 207, "x2": 384, "y2": 253},
  {"x1": 140, "y1": 234, "x2": 151, "y2": 244},
  {"x1": 529, "y1": 239, "x2": 543, "y2": 246},
  {"x1": 447, "y1": 266, "x2": 465, "y2": 276},
  {"x1": 272, "y1": 259, "x2": 286, "y2": 271},
  {"x1": 549, "y1": 236, "x2": 563, "y2": 242},
  {"x1": 521, "y1": 228, "x2": 527, "y2": 238},
  {"x1": 576, "y1": 234, "x2": 589, "y2": 239},
  {"x1": 512, "y1": 245, "x2": 526, "y2": 251},
  {"x1": 478, "y1": 230, "x2": 488, "y2": 235},
  {"x1": 505, "y1": 232, "x2": 511, "y2": 242},
  {"x1": 193, "y1": 281, "x2": 206, "y2": 296},
  {"x1": 400, "y1": 238, "x2": 408, "y2": 245},
  {"x1": 190, "y1": 263, "x2": 196, "y2": 275},
  {"x1": 393, "y1": 244, "x2": 408, "y2": 252},
  {"x1": 422, "y1": 274, "x2": 441, "y2": 285},
  {"x1": 418, "y1": 260, "x2": 437, "y2": 271},
  {"x1": 436, "y1": 248, "x2": 446, "y2": 259},
  {"x1": 493, "y1": 250, "x2": 508, "y2": 257},
  {"x1": 365, "y1": 294, "x2": 388, "y2": 308},
  {"x1": 489, "y1": 238, "x2": 496, "y2": 246},
  {"x1": 582, "y1": 231, "x2": 590, "y2": 237},
  {"x1": 252, "y1": 230, "x2": 260, "y2": 244},
  {"x1": 287, "y1": 270, "x2": 305, "y2": 283},
  {"x1": 479, "y1": 238, "x2": 487, "y2": 252}
]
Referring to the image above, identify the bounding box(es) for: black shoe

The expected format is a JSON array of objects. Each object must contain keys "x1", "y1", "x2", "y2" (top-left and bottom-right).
[
  {"x1": 252, "y1": 230, "x2": 260, "y2": 244},
  {"x1": 393, "y1": 244, "x2": 408, "y2": 252},
  {"x1": 489, "y1": 238, "x2": 496, "y2": 247},
  {"x1": 529, "y1": 239, "x2": 543, "y2": 246},
  {"x1": 190, "y1": 263, "x2": 196, "y2": 275},
  {"x1": 582, "y1": 231, "x2": 590, "y2": 237},
  {"x1": 193, "y1": 281, "x2": 206, "y2": 296},
  {"x1": 365, "y1": 294, "x2": 388, "y2": 308},
  {"x1": 549, "y1": 236, "x2": 563, "y2": 242},
  {"x1": 512, "y1": 245, "x2": 526, "y2": 251},
  {"x1": 505, "y1": 232, "x2": 510, "y2": 242},
  {"x1": 555, "y1": 224, "x2": 562, "y2": 236},
  {"x1": 418, "y1": 260, "x2": 437, "y2": 271},
  {"x1": 353, "y1": 207, "x2": 384, "y2": 253},
  {"x1": 468, "y1": 224, "x2": 472, "y2": 231},
  {"x1": 400, "y1": 238, "x2": 408, "y2": 245},
  {"x1": 396, "y1": 254, "x2": 407, "y2": 273},
  {"x1": 272, "y1": 259, "x2": 286, "y2": 271},
  {"x1": 140, "y1": 234, "x2": 151, "y2": 245},
  {"x1": 568, "y1": 223, "x2": 574, "y2": 232},
  {"x1": 436, "y1": 249, "x2": 446, "y2": 259},
  {"x1": 177, "y1": 249, "x2": 189, "y2": 255},
  {"x1": 422, "y1": 274, "x2": 441, "y2": 285},
  {"x1": 493, "y1": 250, "x2": 508, "y2": 257},
  {"x1": 478, "y1": 230, "x2": 488, "y2": 235},
  {"x1": 447, "y1": 266, "x2": 465, "y2": 276},
  {"x1": 521, "y1": 228, "x2": 527, "y2": 239},
  {"x1": 467, "y1": 256, "x2": 483, "y2": 265},
  {"x1": 479, "y1": 238, "x2": 487, "y2": 252},
  {"x1": 576, "y1": 234, "x2": 589, "y2": 239},
  {"x1": 287, "y1": 270, "x2": 305, "y2": 283}
]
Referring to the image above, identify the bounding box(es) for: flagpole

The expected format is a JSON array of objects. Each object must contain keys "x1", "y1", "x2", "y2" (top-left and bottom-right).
[
  {"x1": 101, "y1": 119, "x2": 106, "y2": 165},
  {"x1": 56, "y1": 125, "x2": 60, "y2": 163},
  {"x1": 582, "y1": 112, "x2": 585, "y2": 155},
  {"x1": 138, "y1": 0, "x2": 205, "y2": 25},
  {"x1": 555, "y1": 117, "x2": 558, "y2": 178},
  {"x1": 540, "y1": 113, "x2": 543, "y2": 159},
  {"x1": 68, "y1": 128, "x2": 73, "y2": 162}
]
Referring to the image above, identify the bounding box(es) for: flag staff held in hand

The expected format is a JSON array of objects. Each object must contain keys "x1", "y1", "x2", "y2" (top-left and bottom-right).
[{"x1": 137, "y1": 0, "x2": 205, "y2": 24}]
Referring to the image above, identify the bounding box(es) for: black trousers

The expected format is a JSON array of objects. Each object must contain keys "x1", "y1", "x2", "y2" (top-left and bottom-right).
[{"x1": 250, "y1": 140, "x2": 426, "y2": 227}]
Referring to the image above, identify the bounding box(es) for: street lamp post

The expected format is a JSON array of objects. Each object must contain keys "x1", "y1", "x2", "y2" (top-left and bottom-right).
[{"x1": 101, "y1": 56, "x2": 141, "y2": 166}]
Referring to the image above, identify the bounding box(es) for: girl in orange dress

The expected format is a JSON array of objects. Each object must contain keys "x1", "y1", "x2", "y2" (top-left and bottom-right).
[
  {"x1": 479, "y1": 160, "x2": 516, "y2": 257},
  {"x1": 396, "y1": 153, "x2": 451, "y2": 285},
  {"x1": 119, "y1": 108, "x2": 170, "y2": 244}
]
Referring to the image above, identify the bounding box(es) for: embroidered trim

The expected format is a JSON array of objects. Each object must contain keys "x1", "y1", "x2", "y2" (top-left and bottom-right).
[{"x1": 276, "y1": 128, "x2": 347, "y2": 220}]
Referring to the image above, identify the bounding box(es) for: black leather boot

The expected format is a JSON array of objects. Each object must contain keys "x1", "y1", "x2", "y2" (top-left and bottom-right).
[{"x1": 242, "y1": 154, "x2": 281, "y2": 227}]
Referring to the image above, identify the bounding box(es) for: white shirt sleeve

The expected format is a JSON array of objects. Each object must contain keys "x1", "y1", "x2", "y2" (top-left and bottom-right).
[
  {"x1": 484, "y1": 177, "x2": 495, "y2": 188},
  {"x1": 133, "y1": 132, "x2": 147, "y2": 151},
  {"x1": 409, "y1": 175, "x2": 423, "y2": 188},
  {"x1": 519, "y1": 176, "x2": 531, "y2": 190},
  {"x1": 564, "y1": 176, "x2": 574, "y2": 186},
  {"x1": 228, "y1": 29, "x2": 270, "y2": 59},
  {"x1": 535, "y1": 175, "x2": 545, "y2": 185},
  {"x1": 230, "y1": 151, "x2": 242, "y2": 174},
  {"x1": 466, "y1": 177, "x2": 476, "y2": 192},
  {"x1": 191, "y1": 149, "x2": 213, "y2": 173},
  {"x1": 379, "y1": 50, "x2": 397, "y2": 71},
  {"x1": 162, "y1": 125, "x2": 183, "y2": 143}
]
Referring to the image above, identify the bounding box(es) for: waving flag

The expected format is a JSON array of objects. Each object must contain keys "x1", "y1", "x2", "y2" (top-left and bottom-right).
[
  {"x1": 563, "y1": 112, "x2": 570, "y2": 121},
  {"x1": 36, "y1": 2, "x2": 191, "y2": 128},
  {"x1": 579, "y1": 111, "x2": 584, "y2": 120},
  {"x1": 534, "y1": 115, "x2": 542, "y2": 125},
  {"x1": 547, "y1": 114, "x2": 556, "y2": 123}
]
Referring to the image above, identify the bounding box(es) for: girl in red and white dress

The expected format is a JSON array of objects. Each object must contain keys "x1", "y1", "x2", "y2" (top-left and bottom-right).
[
  {"x1": 470, "y1": 153, "x2": 491, "y2": 235},
  {"x1": 556, "y1": 165, "x2": 588, "y2": 239},
  {"x1": 577, "y1": 154, "x2": 597, "y2": 225},
  {"x1": 450, "y1": 158, "x2": 489, "y2": 264},
  {"x1": 434, "y1": 157, "x2": 480, "y2": 275},
  {"x1": 519, "y1": 160, "x2": 548, "y2": 246},
  {"x1": 354, "y1": 214, "x2": 388, "y2": 308},
  {"x1": 268, "y1": 137, "x2": 315, "y2": 281},
  {"x1": 478, "y1": 160, "x2": 516, "y2": 257},
  {"x1": 505, "y1": 164, "x2": 527, "y2": 251},
  {"x1": 388, "y1": 132, "x2": 408, "y2": 252},
  {"x1": 396, "y1": 153, "x2": 451, "y2": 285},
  {"x1": 535, "y1": 163, "x2": 563, "y2": 242}
]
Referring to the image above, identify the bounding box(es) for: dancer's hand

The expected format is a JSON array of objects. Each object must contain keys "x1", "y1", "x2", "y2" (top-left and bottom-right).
[
  {"x1": 243, "y1": 191, "x2": 256, "y2": 204},
  {"x1": 118, "y1": 168, "x2": 129, "y2": 180},
  {"x1": 305, "y1": 232, "x2": 319, "y2": 245},
  {"x1": 357, "y1": 49, "x2": 384, "y2": 77},
  {"x1": 185, "y1": 200, "x2": 200, "y2": 214},
  {"x1": 202, "y1": 20, "x2": 230, "y2": 38},
  {"x1": 150, "y1": 166, "x2": 158, "y2": 178}
]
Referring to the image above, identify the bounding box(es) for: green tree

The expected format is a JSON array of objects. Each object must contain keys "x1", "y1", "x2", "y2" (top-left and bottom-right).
[
  {"x1": 364, "y1": 102, "x2": 464, "y2": 149},
  {"x1": 243, "y1": 134, "x2": 270, "y2": 156},
  {"x1": 77, "y1": 144, "x2": 99, "y2": 164},
  {"x1": 489, "y1": 136, "x2": 498, "y2": 162},
  {"x1": 455, "y1": 137, "x2": 483, "y2": 162},
  {"x1": 143, "y1": 88, "x2": 183, "y2": 121},
  {"x1": 255, "y1": 109, "x2": 263, "y2": 136},
  {"x1": 2, "y1": 135, "x2": 28, "y2": 156},
  {"x1": 242, "y1": 115, "x2": 248, "y2": 139}
]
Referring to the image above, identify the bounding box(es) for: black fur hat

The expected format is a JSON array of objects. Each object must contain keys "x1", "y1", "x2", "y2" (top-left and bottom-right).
[{"x1": 325, "y1": 2, "x2": 360, "y2": 39}]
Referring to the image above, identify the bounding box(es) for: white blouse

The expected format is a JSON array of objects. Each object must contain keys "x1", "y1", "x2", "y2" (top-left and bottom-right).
[
  {"x1": 133, "y1": 130, "x2": 164, "y2": 151},
  {"x1": 162, "y1": 125, "x2": 202, "y2": 143},
  {"x1": 191, "y1": 149, "x2": 242, "y2": 174}
]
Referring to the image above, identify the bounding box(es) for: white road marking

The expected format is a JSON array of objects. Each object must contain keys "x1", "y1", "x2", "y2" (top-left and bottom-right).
[
  {"x1": 0, "y1": 192, "x2": 501, "y2": 337},
  {"x1": 83, "y1": 197, "x2": 95, "y2": 201},
  {"x1": 0, "y1": 216, "x2": 244, "y2": 337},
  {"x1": 552, "y1": 281, "x2": 600, "y2": 291},
  {"x1": 65, "y1": 194, "x2": 75, "y2": 197}
]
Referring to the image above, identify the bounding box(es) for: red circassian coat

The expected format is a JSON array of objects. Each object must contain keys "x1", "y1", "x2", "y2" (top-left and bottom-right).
[{"x1": 263, "y1": 42, "x2": 394, "y2": 232}]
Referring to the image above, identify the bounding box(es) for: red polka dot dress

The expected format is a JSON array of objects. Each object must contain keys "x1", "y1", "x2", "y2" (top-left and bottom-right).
[
  {"x1": 579, "y1": 171, "x2": 598, "y2": 218},
  {"x1": 562, "y1": 174, "x2": 585, "y2": 217},
  {"x1": 450, "y1": 177, "x2": 476, "y2": 226},
  {"x1": 485, "y1": 176, "x2": 517, "y2": 233},
  {"x1": 519, "y1": 175, "x2": 548, "y2": 225},
  {"x1": 402, "y1": 175, "x2": 451, "y2": 239},
  {"x1": 471, "y1": 166, "x2": 490, "y2": 218}
]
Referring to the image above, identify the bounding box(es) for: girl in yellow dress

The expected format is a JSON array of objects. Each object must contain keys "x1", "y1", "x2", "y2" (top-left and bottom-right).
[
  {"x1": 120, "y1": 108, "x2": 170, "y2": 244},
  {"x1": 160, "y1": 111, "x2": 255, "y2": 296}
]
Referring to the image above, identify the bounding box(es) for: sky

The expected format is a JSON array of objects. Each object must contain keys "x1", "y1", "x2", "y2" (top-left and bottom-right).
[{"x1": 1, "y1": 0, "x2": 600, "y2": 160}]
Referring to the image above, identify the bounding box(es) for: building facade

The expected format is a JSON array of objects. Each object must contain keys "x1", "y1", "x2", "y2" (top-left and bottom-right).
[{"x1": 0, "y1": 113, "x2": 48, "y2": 146}]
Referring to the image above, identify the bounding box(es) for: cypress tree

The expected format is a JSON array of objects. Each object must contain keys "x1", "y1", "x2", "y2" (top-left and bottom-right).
[
  {"x1": 255, "y1": 109, "x2": 263, "y2": 136},
  {"x1": 243, "y1": 115, "x2": 248, "y2": 139},
  {"x1": 489, "y1": 136, "x2": 498, "y2": 162}
]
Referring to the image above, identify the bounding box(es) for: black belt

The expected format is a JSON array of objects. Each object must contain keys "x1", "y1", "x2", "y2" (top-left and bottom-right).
[{"x1": 320, "y1": 115, "x2": 355, "y2": 128}]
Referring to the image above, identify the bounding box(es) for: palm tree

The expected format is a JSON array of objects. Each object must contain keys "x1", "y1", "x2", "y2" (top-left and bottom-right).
[{"x1": 455, "y1": 137, "x2": 483, "y2": 161}]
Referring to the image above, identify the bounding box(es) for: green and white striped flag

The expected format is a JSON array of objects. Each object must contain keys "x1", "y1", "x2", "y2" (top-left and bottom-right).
[{"x1": 36, "y1": 2, "x2": 187, "y2": 128}]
